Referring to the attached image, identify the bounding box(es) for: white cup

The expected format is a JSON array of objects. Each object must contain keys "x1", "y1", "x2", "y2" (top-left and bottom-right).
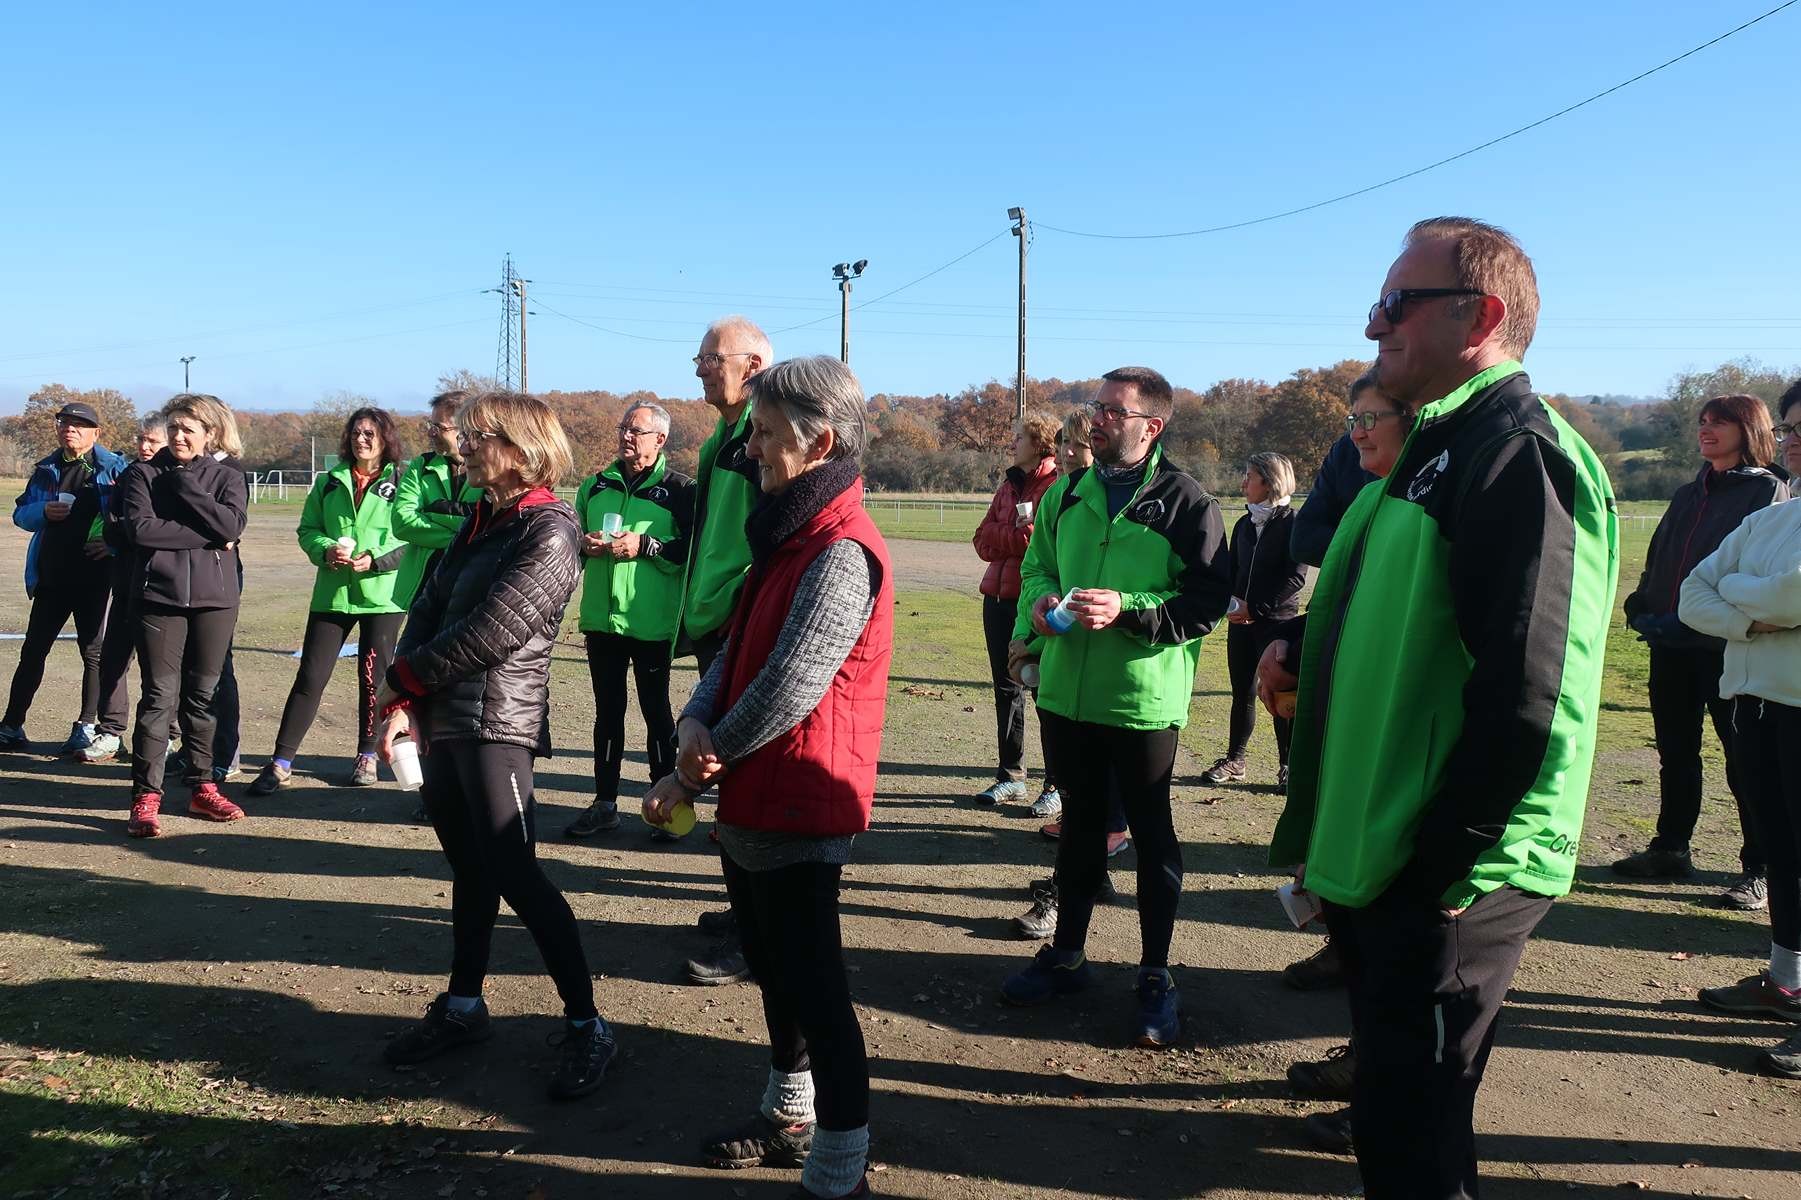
[
  {"x1": 336, "y1": 535, "x2": 356, "y2": 555},
  {"x1": 1015, "y1": 500, "x2": 1034, "y2": 520},
  {"x1": 1277, "y1": 880, "x2": 1324, "y2": 928},
  {"x1": 600, "y1": 511, "x2": 624, "y2": 538},
  {"x1": 390, "y1": 737, "x2": 423, "y2": 790},
  {"x1": 56, "y1": 492, "x2": 76, "y2": 505}
]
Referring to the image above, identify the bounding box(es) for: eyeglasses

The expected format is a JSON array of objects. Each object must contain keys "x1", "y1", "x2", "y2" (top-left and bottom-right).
[
  {"x1": 693, "y1": 352, "x2": 755, "y2": 369},
  {"x1": 1345, "y1": 410, "x2": 1406, "y2": 432},
  {"x1": 351, "y1": 429, "x2": 380, "y2": 441},
  {"x1": 1776, "y1": 422, "x2": 1800, "y2": 440},
  {"x1": 457, "y1": 429, "x2": 504, "y2": 448},
  {"x1": 618, "y1": 426, "x2": 661, "y2": 439},
  {"x1": 1368, "y1": 288, "x2": 1485, "y2": 326},
  {"x1": 1088, "y1": 400, "x2": 1156, "y2": 424},
  {"x1": 424, "y1": 421, "x2": 448, "y2": 434}
]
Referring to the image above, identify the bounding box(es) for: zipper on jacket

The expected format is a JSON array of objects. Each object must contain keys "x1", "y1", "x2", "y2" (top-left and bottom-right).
[
  {"x1": 1073, "y1": 458, "x2": 1158, "y2": 723},
  {"x1": 1668, "y1": 472, "x2": 1713, "y2": 613}
]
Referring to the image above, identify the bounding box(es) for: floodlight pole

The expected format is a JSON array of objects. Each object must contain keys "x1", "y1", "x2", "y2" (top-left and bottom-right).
[
  {"x1": 1009, "y1": 207, "x2": 1027, "y2": 419},
  {"x1": 180, "y1": 355, "x2": 195, "y2": 391}
]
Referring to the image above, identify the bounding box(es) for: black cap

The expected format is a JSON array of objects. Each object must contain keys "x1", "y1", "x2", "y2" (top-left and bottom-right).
[{"x1": 55, "y1": 402, "x2": 100, "y2": 427}]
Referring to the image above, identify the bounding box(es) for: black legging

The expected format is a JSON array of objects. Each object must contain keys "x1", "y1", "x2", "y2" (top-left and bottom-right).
[
  {"x1": 271, "y1": 610, "x2": 405, "y2": 760},
  {"x1": 1649, "y1": 644, "x2": 1760, "y2": 870},
  {"x1": 723, "y1": 851, "x2": 869, "y2": 1132},
  {"x1": 3, "y1": 569, "x2": 118, "y2": 730},
  {"x1": 1736, "y1": 696, "x2": 1801, "y2": 950},
  {"x1": 95, "y1": 560, "x2": 139, "y2": 737},
  {"x1": 422, "y1": 739, "x2": 597, "y2": 1020},
  {"x1": 132, "y1": 604, "x2": 238, "y2": 794},
  {"x1": 584, "y1": 632, "x2": 675, "y2": 803},
  {"x1": 1225, "y1": 621, "x2": 1291, "y2": 766},
  {"x1": 981, "y1": 594, "x2": 1055, "y2": 787},
  {"x1": 1042, "y1": 710, "x2": 1183, "y2": 968}
]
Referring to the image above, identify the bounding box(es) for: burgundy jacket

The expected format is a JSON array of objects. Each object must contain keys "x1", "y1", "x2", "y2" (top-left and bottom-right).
[{"x1": 973, "y1": 455, "x2": 1058, "y2": 600}]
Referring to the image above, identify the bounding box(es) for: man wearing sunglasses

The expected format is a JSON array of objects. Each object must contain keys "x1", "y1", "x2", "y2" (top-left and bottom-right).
[{"x1": 1262, "y1": 218, "x2": 1619, "y2": 1197}]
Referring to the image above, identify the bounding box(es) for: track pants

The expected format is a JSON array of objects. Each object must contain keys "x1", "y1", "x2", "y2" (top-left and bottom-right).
[
  {"x1": 131, "y1": 604, "x2": 239, "y2": 794},
  {"x1": 422, "y1": 740, "x2": 597, "y2": 1021},
  {"x1": 1225, "y1": 621, "x2": 1291, "y2": 766},
  {"x1": 1329, "y1": 883, "x2": 1551, "y2": 1200},
  {"x1": 1648, "y1": 644, "x2": 1760, "y2": 871},
  {"x1": 3, "y1": 570, "x2": 122, "y2": 731},
  {"x1": 1735, "y1": 697, "x2": 1801, "y2": 951},
  {"x1": 584, "y1": 631, "x2": 675, "y2": 803},
  {"x1": 271, "y1": 610, "x2": 404, "y2": 760}
]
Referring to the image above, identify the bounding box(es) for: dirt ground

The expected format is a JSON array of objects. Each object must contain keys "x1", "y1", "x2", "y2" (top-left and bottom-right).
[{"x1": 1, "y1": 506, "x2": 1797, "y2": 1199}]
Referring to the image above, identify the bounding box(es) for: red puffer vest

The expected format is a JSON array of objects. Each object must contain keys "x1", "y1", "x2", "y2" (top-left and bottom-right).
[{"x1": 715, "y1": 479, "x2": 895, "y2": 836}]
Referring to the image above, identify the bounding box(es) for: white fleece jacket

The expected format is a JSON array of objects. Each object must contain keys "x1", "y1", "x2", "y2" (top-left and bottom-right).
[{"x1": 1680, "y1": 498, "x2": 1801, "y2": 708}]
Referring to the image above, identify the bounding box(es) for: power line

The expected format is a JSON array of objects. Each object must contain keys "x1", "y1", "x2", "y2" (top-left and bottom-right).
[
  {"x1": 768, "y1": 231, "x2": 1012, "y2": 334},
  {"x1": 1037, "y1": 2, "x2": 1798, "y2": 240},
  {"x1": 531, "y1": 296, "x2": 697, "y2": 344}
]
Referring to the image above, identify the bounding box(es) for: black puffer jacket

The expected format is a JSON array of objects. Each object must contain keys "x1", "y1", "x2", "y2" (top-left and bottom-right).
[
  {"x1": 118, "y1": 449, "x2": 248, "y2": 611},
  {"x1": 1624, "y1": 463, "x2": 1788, "y2": 648},
  {"x1": 389, "y1": 490, "x2": 581, "y2": 755},
  {"x1": 1229, "y1": 504, "x2": 1310, "y2": 621}
]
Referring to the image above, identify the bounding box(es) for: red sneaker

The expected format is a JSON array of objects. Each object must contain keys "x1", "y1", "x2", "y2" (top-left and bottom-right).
[
  {"x1": 189, "y1": 782, "x2": 245, "y2": 822},
  {"x1": 1039, "y1": 821, "x2": 1062, "y2": 841},
  {"x1": 128, "y1": 793, "x2": 162, "y2": 838}
]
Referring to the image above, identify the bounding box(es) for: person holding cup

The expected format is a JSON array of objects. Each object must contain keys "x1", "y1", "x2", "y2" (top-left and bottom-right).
[
  {"x1": 249, "y1": 408, "x2": 408, "y2": 794},
  {"x1": 564, "y1": 401, "x2": 696, "y2": 838},
  {"x1": 971, "y1": 410, "x2": 1061, "y2": 811}
]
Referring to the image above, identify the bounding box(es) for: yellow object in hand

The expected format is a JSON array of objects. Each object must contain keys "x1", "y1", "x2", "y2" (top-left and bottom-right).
[{"x1": 643, "y1": 799, "x2": 697, "y2": 837}]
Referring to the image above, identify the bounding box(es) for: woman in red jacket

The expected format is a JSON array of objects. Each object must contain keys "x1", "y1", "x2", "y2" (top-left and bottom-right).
[{"x1": 971, "y1": 411, "x2": 1061, "y2": 810}]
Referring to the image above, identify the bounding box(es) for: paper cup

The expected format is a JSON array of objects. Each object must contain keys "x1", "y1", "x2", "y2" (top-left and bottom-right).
[
  {"x1": 600, "y1": 511, "x2": 624, "y2": 538},
  {"x1": 1015, "y1": 501, "x2": 1034, "y2": 520},
  {"x1": 390, "y1": 737, "x2": 423, "y2": 790},
  {"x1": 336, "y1": 535, "x2": 357, "y2": 554},
  {"x1": 1277, "y1": 881, "x2": 1323, "y2": 928},
  {"x1": 56, "y1": 492, "x2": 76, "y2": 505}
]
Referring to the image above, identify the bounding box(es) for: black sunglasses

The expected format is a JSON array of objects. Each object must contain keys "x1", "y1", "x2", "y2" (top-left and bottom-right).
[{"x1": 1369, "y1": 288, "x2": 1485, "y2": 326}]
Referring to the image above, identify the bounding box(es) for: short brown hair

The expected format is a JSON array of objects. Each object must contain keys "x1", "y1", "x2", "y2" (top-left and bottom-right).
[
  {"x1": 1059, "y1": 408, "x2": 1092, "y2": 448},
  {"x1": 1100, "y1": 366, "x2": 1175, "y2": 419},
  {"x1": 339, "y1": 407, "x2": 407, "y2": 469},
  {"x1": 1018, "y1": 410, "x2": 1059, "y2": 458},
  {"x1": 1699, "y1": 394, "x2": 1777, "y2": 468},
  {"x1": 1404, "y1": 217, "x2": 1540, "y2": 360},
  {"x1": 430, "y1": 389, "x2": 471, "y2": 414},
  {"x1": 1349, "y1": 370, "x2": 1416, "y2": 421},
  {"x1": 459, "y1": 391, "x2": 575, "y2": 488},
  {"x1": 1779, "y1": 379, "x2": 1801, "y2": 421},
  {"x1": 163, "y1": 393, "x2": 243, "y2": 458}
]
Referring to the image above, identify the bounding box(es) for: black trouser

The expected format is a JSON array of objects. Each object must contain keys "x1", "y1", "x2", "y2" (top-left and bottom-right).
[
  {"x1": 422, "y1": 740, "x2": 597, "y2": 1021},
  {"x1": 1328, "y1": 883, "x2": 1551, "y2": 1200},
  {"x1": 1735, "y1": 697, "x2": 1801, "y2": 951},
  {"x1": 3, "y1": 569, "x2": 121, "y2": 730},
  {"x1": 722, "y1": 851, "x2": 868, "y2": 1131},
  {"x1": 1648, "y1": 644, "x2": 1760, "y2": 870},
  {"x1": 584, "y1": 631, "x2": 675, "y2": 803},
  {"x1": 271, "y1": 610, "x2": 405, "y2": 760},
  {"x1": 981, "y1": 594, "x2": 1029, "y2": 783},
  {"x1": 1225, "y1": 621, "x2": 1291, "y2": 766},
  {"x1": 1041, "y1": 710, "x2": 1182, "y2": 968},
  {"x1": 95, "y1": 560, "x2": 139, "y2": 737},
  {"x1": 131, "y1": 604, "x2": 239, "y2": 794}
]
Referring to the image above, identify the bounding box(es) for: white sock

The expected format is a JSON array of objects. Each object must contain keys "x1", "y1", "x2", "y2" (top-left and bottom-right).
[
  {"x1": 760, "y1": 1066, "x2": 816, "y2": 1124},
  {"x1": 799, "y1": 1125, "x2": 868, "y2": 1198},
  {"x1": 444, "y1": 993, "x2": 482, "y2": 1013},
  {"x1": 1771, "y1": 943, "x2": 1801, "y2": 992}
]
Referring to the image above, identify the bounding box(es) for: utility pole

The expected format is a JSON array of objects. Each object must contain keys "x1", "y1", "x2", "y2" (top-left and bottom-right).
[
  {"x1": 832, "y1": 260, "x2": 867, "y2": 365},
  {"x1": 514, "y1": 277, "x2": 529, "y2": 392},
  {"x1": 1008, "y1": 207, "x2": 1028, "y2": 419},
  {"x1": 180, "y1": 355, "x2": 195, "y2": 391}
]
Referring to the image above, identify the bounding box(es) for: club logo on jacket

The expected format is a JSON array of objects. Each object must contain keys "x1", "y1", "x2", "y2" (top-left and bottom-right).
[
  {"x1": 375, "y1": 479, "x2": 398, "y2": 502},
  {"x1": 1131, "y1": 498, "x2": 1167, "y2": 525},
  {"x1": 646, "y1": 486, "x2": 668, "y2": 502},
  {"x1": 1406, "y1": 450, "x2": 1451, "y2": 503}
]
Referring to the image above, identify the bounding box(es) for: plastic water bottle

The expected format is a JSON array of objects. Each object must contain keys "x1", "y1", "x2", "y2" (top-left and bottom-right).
[{"x1": 1043, "y1": 590, "x2": 1079, "y2": 634}]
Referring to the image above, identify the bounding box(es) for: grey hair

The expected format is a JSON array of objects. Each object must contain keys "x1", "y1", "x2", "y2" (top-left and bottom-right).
[
  {"x1": 747, "y1": 356, "x2": 867, "y2": 464},
  {"x1": 623, "y1": 401, "x2": 671, "y2": 434},
  {"x1": 1246, "y1": 451, "x2": 1296, "y2": 502},
  {"x1": 705, "y1": 314, "x2": 773, "y2": 366}
]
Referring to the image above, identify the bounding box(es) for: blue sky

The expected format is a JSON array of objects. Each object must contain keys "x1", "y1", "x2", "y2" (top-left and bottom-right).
[{"x1": 3, "y1": 1, "x2": 1797, "y2": 414}]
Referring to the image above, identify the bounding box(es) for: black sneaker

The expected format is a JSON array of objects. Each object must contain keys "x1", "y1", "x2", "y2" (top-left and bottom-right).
[
  {"x1": 247, "y1": 762, "x2": 292, "y2": 797},
  {"x1": 686, "y1": 933, "x2": 752, "y2": 986},
  {"x1": 547, "y1": 1017, "x2": 617, "y2": 1100},
  {"x1": 383, "y1": 994, "x2": 493, "y2": 1065},
  {"x1": 1199, "y1": 757, "x2": 1245, "y2": 785},
  {"x1": 565, "y1": 798, "x2": 622, "y2": 838},
  {"x1": 696, "y1": 907, "x2": 737, "y2": 936},
  {"x1": 1609, "y1": 845, "x2": 1693, "y2": 879},
  {"x1": 1303, "y1": 1108, "x2": 1353, "y2": 1155},
  {"x1": 1026, "y1": 874, "x2": 1117, "y2": 904},
  {"x1": 1287, "y1": 1043, "x2": 1354, "y2": 1099},
  {"x1": 701, "y1": 1112, "x2": 815, "y2": 1169},
  {"x1": 1721, "y1": 872, "x2": 1769, "y2": 912},
  {"x1": 1282, "y1": 937, "x2": 1346, "y2": 991},
  {"x1": 1013, "y1": 888, "x2": 1057, "y2": 940}
]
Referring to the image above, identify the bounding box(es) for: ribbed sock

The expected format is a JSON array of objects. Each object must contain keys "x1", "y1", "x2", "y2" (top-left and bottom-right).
[
  {"x1": 760, "y1": 1066, "x2": 816, "y2": 1124},
  {"x1": 444, "y1": 993, "x2": 482, "y2": 1013},
  {"x1": 1771, "y1": 943, "x2": 1801, "y2": 992},
  {"x1": 799, "y1": 1125, "x2": 868, "y2": 1198}
]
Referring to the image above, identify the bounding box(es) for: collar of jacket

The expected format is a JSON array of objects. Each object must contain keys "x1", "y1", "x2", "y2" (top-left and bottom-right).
[
  {"x1": 37, "y1": 445, "x2": 121, "y2": 472},
  {"x1": 746, "y1": 456, "x2": 861, "y2": 564},
  {"x1": 1695, "y1": 462, "x2": 1778, "y2": 490},
  {"x1": 329, "y1": 460, "x2": 399, "y2": 487},
  {"x1": 1073, "y1": 440, "x2": 1166, "y2": 515},
  {"x1": 1415, "y1": 359, "x2": 1525, "y2": 428},
  {"x1": 602, "y1": 454, "x2": 667, "y2": 489}
]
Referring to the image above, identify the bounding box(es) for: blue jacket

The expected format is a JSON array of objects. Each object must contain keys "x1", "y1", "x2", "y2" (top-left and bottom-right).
[
  {"x1": 1289, "y1": 433, "x2": 1375, "y2": 569},
  {"x1": 12, "y1": 444, "x2": 129, "y2": 598}
]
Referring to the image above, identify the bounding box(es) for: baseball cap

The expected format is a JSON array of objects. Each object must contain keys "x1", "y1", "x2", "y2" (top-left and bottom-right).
[{"x1": 55, "y1": 402, "x2": 100, "y2": 427}]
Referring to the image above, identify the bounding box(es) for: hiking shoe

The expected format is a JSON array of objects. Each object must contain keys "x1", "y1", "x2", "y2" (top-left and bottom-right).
[
  {"x1": 547, "y1": 1017, "x2": 617, "y2": 1100},
  {"x1": 0, "y1": 722, "x2": 26, "y2": 752},
  {"x1": 1287, "y1": 1043, "x2": 1355, "y2": 1099},
  {"x1": 79, "y1": 732, "x2": 123, "y2": 763},
  {"x1": 57, "y1": 721, "x2": 96, "y2": 757},
  {"x1": 565, "y1": 798, "x2": 621, "y2": 838},
  {"x1": 697, "y1": 907, "x2": 737, "y2": 936},
  {"x1": 786, "y1": 1178, "x2": 870, "y2": 1200},
  {"x1": 975, "y1": 780, "x2": 1026, "y2": 805},
  {"x1": 1014, "y1": 888, "x2": 1058, "y2": 940},
  {"x1": 687, "y1": 934, "x2": 751, "y2": 986},
  {"x1": 1698, "y1": 973, "x2": 1801, "y2": 1022},
  {"x1": 701, "y1": 1111, "x2": 815, "y2": 1169},
  {"x1": 1134, "y1": 967, "x2": 1180, "y2": 1048},
  {"x1": 1721, "y1": 873, "x2": 1769, "y2": 912},
  {"x1": 127, "y1": 793, "x2": 162, "y2": 839},
  {"x1": 1303, "y1": 1108, "x2": 1353, "y2": 1155},
  {"x1": 1282, "y1": 937, "x2": 1346, "y2": 991},
  {"x1": 214, "y1": 759, "x2": 243, "y2": 782},
  {"x1": 1030, "y1": 785, "x2": 1063, "y2": 818},
  {"x1": 1610, "y1": 845, "x2": 1693, "y2": 878},
  {"x1": 1761, "y1": 1030, "x2": 1801, "y2": 1079},
  {"x1": 1040, "y1": 820, "x2": 1062, "y2": 840},
  {"x1": 348, "y1": 754, "x2": 378, "y2": 786},
  {"x1": 246, "y1": 762, "x2": 291, "y2": 796},
  {"x1": 165, "y1": 747, "x2": 191, "y2": 781},
  {"x1": 1029, "y1": 873, "x2": 1117, "y2": 904},
  {"x1": 1199, "y1": 757, "x2": 1245, "y2": 785},
  {"x1": 1001, "y1": 945, "x2": 1090, "y2": 1006},
  {"x1": 189, "y1": 782, "x2": 245, "y2": 822},
  {"x1": 383, "y1": 994, "x2": 493, "y2": 1065}
]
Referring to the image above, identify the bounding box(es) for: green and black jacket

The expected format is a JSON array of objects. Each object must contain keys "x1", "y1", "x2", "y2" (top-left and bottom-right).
[
  {"x1": 391, "y1": 451, "x2": 483, "y2": 609},
  {"x1": 680, "y1": 408, "x2": 760, "y2": 641},
  {"x1": 1012, "y1": 443, "x2": 1232, "y2": 730},
  {"x1": 577, "y1": 454, "x2": 695, "y2": 641},
  {"x1": 296, "y1": 462, "x2": 408, "y2": 614},
  {"x1": 1268, "y1": 363, "x2": 1620, "y2": 910}
]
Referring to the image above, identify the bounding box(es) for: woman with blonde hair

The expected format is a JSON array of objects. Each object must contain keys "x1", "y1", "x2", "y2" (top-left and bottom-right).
[{"x1": 375, "y1": 391, "x2": 617, "y2": 1102}]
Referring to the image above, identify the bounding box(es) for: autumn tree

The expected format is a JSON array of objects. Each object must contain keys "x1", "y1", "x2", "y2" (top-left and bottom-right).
[
  {"x1": 1656, "y1": 358, "x2": 1795, "y2": 463},
  {"x1": 1245, "y1": 360, "x2": 1370, "y2": 477},
  {"x1": 1, "y1": 384, "x2": 138, "y2": 452}
]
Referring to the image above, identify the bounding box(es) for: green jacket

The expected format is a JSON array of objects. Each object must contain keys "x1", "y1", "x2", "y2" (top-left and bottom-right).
[
  {"x1": 296, "y1": 461, "x2": 408, "y2": 614},
  {"x1": 680, "y1": 408, "x2": 759, "y2": 641},
  {"x1": 1269, "y1": 363, "x2": 1620, "y2": 910},
  {"x1": 577, "y1": 455, "x2": 696, "y2": 640},
  {"x1": 391, "y1": 451, "x2": 482, "y2": 608},
  {"x1": 1012, "y1": 443, "x2": 1232, "y2": 729}
]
